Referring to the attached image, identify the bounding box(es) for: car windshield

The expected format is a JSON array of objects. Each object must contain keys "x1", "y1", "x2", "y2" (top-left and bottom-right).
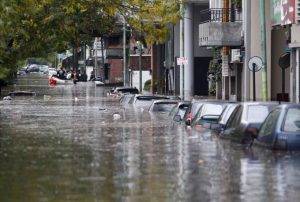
[
  {"x1": 135, "y1": 100, "x2": 153, "y2": 108},
  {"x1": 199, "y1": 103, "x2": 224, "y2": 117},
  {"x1": 219, "y1": 104, "x2": 239, "y2": 125},
  {"x1": 117, "y1": 88, "x2": 139, "y2": 94},
  {"x1": 283, "y1": 107, "x2": 300, "y2": 132},
  {"x1": 152, "y1": 103, "x2": 177, "y2": 112},
  {"x1": 247, "y1": 105, "x2": 270, "y2": 122}
]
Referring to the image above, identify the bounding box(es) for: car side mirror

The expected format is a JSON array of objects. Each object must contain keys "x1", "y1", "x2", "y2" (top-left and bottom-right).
[{"x1": 173, "y1": 115, "x2": 181, "y2": 122}]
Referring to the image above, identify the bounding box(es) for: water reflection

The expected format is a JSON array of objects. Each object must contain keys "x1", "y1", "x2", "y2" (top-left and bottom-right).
[{"x1": 1, "y1": 75, "x2": 300, "y2": 201}]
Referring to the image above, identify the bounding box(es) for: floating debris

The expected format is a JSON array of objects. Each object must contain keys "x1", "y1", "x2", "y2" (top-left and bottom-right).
[
  {"x1": 113, "y1": 113, "x2": 121, "y2": 120},
  {"x1": 8, "y1": 91, "x2": 36, "y2": 96},
  {"x1": 3, "y1": 96, "x2": 12, "y2": 100}
]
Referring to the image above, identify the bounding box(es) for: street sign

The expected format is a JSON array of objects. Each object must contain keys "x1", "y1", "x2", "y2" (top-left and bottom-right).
[
  {"x1": 177, "y1": 57, "x2": 188, "y2": 65},
  {"x1": 94, "y1": 42, "x2": 102, "y2": 50},
  {"x1": 278, "y1": 53, "x2": 290, "y2": 69},
  {"x1": 248, "y1": 56, "x2": 262, "y2": 72}
]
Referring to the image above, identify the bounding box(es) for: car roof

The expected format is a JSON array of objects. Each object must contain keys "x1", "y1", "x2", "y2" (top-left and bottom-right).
[{"x1": 152, "y1": 99, "x2": 179, "y2": 104}]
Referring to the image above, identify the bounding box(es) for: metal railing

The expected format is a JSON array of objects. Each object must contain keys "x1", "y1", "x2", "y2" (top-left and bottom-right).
[{"x1": 199, "y1": 8, "x2": 242, "y2": 24}]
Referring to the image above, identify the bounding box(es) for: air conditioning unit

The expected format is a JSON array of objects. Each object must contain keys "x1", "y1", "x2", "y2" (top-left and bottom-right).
[{"x1": 231, "y1": 49, "x2": 241, "y2": 63}]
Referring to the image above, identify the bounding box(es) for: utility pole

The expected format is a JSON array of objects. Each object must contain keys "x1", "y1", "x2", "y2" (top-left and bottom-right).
[
  {"x1": 180, "y1": 3, "x2": 184, "y2": 99},
  {"x1": 138, "y1": 42, "x2": 143, "y2": 93},
  {"x1": 260, "y1": 0, "x2": 268, "y2": 101},
  {"x1": 123, "y1": 16, "x2": 127, "y2": 87},
  {"x1": 243, "y1": 0, "x2": 251, "y2": 101}
]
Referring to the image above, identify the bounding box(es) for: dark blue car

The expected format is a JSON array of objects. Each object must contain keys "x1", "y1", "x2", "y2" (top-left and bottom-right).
[{"x1": 254, "y1": 104, "x2": 300, "y2": 150}]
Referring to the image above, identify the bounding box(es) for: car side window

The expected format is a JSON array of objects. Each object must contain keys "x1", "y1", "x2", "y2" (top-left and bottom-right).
[
  {"x1": 283, "y1": 107, "x2": 300, "y2": 132},
  {"x1": 226, "y1": 106, "x2": 242, "y2": 128},
  {"x1": 259, "y1": 109, "x2": 281, "y2": 137}
]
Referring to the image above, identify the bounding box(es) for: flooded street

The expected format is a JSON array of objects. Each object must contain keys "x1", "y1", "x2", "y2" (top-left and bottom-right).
[{"x1": 1, "y1": 74, "x2": 300, "y2": 202}]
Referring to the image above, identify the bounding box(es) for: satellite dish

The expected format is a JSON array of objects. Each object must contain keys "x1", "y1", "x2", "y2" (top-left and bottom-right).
[{"x1": 248, "y1": 56, "x2": 262, "y2": 72}]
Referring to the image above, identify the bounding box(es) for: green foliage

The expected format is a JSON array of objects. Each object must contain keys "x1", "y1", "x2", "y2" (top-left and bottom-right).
[
  {"x1": 144, "y1": 79, "x2": 151, "y2": 91},
  {"x1": 209, "y1": 80, "x2": 216, "y2": 96},
  {"x1": 0, "y1": 0, "x2": 183, "y2": 83},
  {"x1": 208, "y1": 47, "x2": 222, "y2": 81}
]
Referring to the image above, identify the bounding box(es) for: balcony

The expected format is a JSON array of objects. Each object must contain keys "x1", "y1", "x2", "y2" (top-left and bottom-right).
[
  {"x1": 104, "y1": 48, "x2": 123, "y2": 59},
  {"x1": 199, "y1": 8, "x2": 243, "y2": 47}
]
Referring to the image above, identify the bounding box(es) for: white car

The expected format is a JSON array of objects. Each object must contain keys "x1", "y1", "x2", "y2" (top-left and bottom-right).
[{"x1": 48, "y1": 68, "x2": 57, "y2": 76}]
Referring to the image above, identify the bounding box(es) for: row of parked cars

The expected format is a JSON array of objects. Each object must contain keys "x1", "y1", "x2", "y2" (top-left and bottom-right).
[{"x1": 113, "y1": 87, "x2": 300, "y2": 151}]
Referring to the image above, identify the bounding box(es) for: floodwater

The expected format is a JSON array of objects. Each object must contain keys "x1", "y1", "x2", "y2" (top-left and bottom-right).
[{"x1": 0, "y1": 74, "x2": 300, "y2": 202}]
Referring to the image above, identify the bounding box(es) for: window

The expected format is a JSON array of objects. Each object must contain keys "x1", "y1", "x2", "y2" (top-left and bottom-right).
[
  {"x1": 283, "y1": 107, "x2": 300, "y2": 132},
  {"x1": 247, "y1": 106, "x2": 269, "y2": 122},
  {"x1": 153, "y1": 103, "x2": 177, "y2": 112},
  {"x1": 259, "y1": 109, "x2": 281, "y2": 137},
  {"x1": 219, "y1": 104, "x2": 239, "y2": 125},
  {"x1": 226, "y1": 105, "x2": 242, "y2": 128}
]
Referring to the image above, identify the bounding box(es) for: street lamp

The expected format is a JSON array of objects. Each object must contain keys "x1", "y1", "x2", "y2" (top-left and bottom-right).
[{"x1": 136, "y1": 41, "x2": 144, "y2": 93}]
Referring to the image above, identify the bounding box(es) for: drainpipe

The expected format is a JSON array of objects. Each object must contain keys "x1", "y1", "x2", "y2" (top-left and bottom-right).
[{"x1": 260, "y1": 0, "x2": 268, "y2": 101}]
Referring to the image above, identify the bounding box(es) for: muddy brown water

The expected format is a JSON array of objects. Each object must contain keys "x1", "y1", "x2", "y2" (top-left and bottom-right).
[{"x1": 0, "y1": 74, "x2": 300, "y2": 202}]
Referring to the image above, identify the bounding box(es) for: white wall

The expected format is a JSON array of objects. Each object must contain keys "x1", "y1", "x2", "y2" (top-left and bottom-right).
[{"x1": 131, "y1": 71, "x2": 152, "y2": 93}]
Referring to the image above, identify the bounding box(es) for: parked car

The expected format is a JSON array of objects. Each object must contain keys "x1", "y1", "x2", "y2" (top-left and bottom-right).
[
  {"x1": 149, "y1": 99, "x2": 179, "y2": 113},
  {"x1": 119, "y1": 94, "x2": 136, "y2": 105},
  {"x1": 253, "y1": 104, "x2": 300, "y2": 150},
  {"x1": 203, "y1": 103, "x2": 240, "y2": 134},
  {"x1": 191, "y1": 101, "x2": 230, "y2": 130},
  {"x1": 48, "y1": 68, "x2": 57, "y2": 76},
  {"x1": 38, "y1": 65, "x2": 49, "y2": 74},
  {"x1": 183, "y1": 99, "x2": 224, "y2": 126},
  {"x1": 109, "y1": 87, "x2": 139, "y2": 97},
  {"x1": 94, "y1": 77, "x2": 104, "y2": 86},
  {"x1": 130, "y1": 95, "x2": 169, "y2": 109},
  {"x1": 219, "y1": 102, "x2": 279, "y2": 145},
  {"x1": 171, "y1": 101, "x2": 191, "y2": 122},
  {"x1": 26, "y1": 64, "x2": 40, "y2": 73}
]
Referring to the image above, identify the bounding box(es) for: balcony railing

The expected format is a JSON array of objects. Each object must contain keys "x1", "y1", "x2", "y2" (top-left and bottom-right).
[{"x1": 199, "y1": 8, "x2": 242, "y2": 24}]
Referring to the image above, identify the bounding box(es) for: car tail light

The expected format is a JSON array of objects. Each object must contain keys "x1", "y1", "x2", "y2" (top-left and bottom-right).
[
  {"x1": 244, "y1": 127, "x2": 258, "y2": 138},
  {"x1": 185, "y1": 113, "x2": 192, "y2": 125}
]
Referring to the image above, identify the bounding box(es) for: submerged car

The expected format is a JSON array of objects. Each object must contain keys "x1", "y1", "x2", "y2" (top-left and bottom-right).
[
  {"x1": 253, "y1": 104, "x2": 300, "y2": 150},
  {"x1": 94, "y1": 77, "x2": 104, "y2": 86},
  {"x1": 203, "y1": 103, "x2": 240, "y2": 134},
  {"x1": 191, "y1": 101, "x2": 230, "y2": 130},
  {"x1": 130, "y1": 95, "x2": 169, "y2": 109},
  {"x1": 183, "y1": 99, "x2": 217, "y2": 126},
  {"x1": 219, "y1": 102, "x2": 279, "y2": 145},
  {"x1": 109, "y1": 87, "x2": 139, "y2": 97}
]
